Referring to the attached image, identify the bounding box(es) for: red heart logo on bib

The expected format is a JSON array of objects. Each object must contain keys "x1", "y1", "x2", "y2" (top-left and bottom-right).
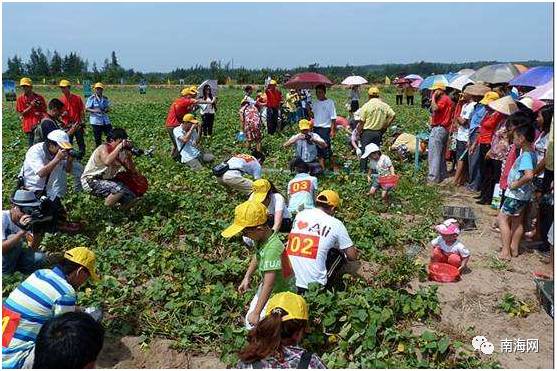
[{"x1": 297, "y1": 221, "x2": 308, "y2": 230}]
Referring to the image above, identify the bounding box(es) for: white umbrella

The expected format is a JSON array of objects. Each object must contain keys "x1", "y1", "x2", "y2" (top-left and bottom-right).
[
  {"x1": 404, "y1": 74, "x2": 422, "y2": 80},
  {"x1": 197, "y1": 79, "x2": 218, "y2": 98},
  {"x1": 448, "y1": 75, "x2": 474, "y2": 91},
  {"x1": 341, "y1": 75, "x2": 368, "y2": 86},
  {"x1": 457, "y1": 68, "x2": 475, "y2": 77}
]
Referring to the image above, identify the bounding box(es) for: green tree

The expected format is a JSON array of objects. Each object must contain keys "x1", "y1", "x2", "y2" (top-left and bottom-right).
[{"x1": 50, "y1": 50, "x2": 63, "y2": 76}]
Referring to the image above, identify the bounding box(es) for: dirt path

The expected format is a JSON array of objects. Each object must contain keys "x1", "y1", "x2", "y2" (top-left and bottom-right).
[
  {"x1": 409, "y1": 186, "x2": 553, "y2": 368},
  {"x1": 96, "y1": 336, "x2": 226, "y2": 369}
]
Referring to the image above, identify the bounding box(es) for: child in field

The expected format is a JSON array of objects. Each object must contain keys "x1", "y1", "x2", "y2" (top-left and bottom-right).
[
  {"x1": 430, "y1": 218, "x2": 470, "y2": 272},
  {"x1": 497, "y1": 119, "x2": 537, "y2": 260},
  {"x1": 361, "y1": 143, "x2": 396, "y2": 203},
  {"x1": 287, "y1": 159, "x2": 318, "y2": 215}
]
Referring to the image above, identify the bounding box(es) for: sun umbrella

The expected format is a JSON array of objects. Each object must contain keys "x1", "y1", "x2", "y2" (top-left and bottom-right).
[
  {"x1": 457, "y1": 68, "x2": 475, "y2": 77},
  {"x1": 525, "y1": 79, "x2": 553, "y2": 101},
  {"x1": 404, "y1": 74, "x2": 423, "y2": 80},
  {"x1": 284, "y1": 72, "x2": 333, "y2": 89},
  {"x1": 410, "y1": 79, "x2": 423, "y2": 88},
  {"x1": 341, "y1": 75, "x2": 368, "y2": 86},
  {"x1": 469, "y1": 63, "x2": 520, "y2": 84},
  {"x1": 448, "y1": 74, "x2": 475, "y2": 91},
  {"x1": 509, "y1": 66, "x2": 553, "y2": 88},
  {"x1": 463, "y1": 84, "x2": 491, "y2": 97},
  {"x1": 514, "y1": 64, "x2": 529, "y2": 73},
  {"x1": 419, "y1": 74, "x2": 449, "y2": 90},
  {"x1": 197, "y1": 79, "x2": 218, "y2": 98}
]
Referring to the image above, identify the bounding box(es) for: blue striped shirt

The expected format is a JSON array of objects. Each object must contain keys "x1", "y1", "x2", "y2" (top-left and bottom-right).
[{"x1": 2, "y1": 267, "x2": 76, "y2": 369}]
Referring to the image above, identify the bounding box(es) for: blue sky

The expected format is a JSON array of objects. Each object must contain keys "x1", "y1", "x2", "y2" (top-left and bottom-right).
[{"x1": 3, "y1": 2, "x2": 553, "y2": 72}]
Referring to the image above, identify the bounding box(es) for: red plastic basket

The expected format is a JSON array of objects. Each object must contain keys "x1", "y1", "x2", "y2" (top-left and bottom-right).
[
  {"x1": 378, "y1": 174, "x2": 400, "y2": 188},
  {"x1": 428, "y1": 262, "x2": 460, "y2": 283}
]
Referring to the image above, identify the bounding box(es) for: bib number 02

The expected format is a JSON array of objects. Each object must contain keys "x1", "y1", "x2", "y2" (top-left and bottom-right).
[
  {"x1": 2, "y1": 305, "x2": 21, "y2": 347},
  {"x1": 286, "y1": 233, "x2": 319, "y2": 259}
]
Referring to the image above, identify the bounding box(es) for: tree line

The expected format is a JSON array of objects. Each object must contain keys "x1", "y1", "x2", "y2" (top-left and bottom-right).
[{"x1": 4, "y1": 48, "x2": 551, "y2": 85}]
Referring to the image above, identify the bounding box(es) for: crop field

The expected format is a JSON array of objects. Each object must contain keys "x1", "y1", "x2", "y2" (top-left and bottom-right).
[{"x1": 2, "y1": 86, "x2": 497, "y2": 367}]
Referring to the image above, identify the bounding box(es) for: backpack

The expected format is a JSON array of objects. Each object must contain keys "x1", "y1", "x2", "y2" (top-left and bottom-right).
[{"x1": 212, "y1": 156, "x2": 246, "y2": 177}]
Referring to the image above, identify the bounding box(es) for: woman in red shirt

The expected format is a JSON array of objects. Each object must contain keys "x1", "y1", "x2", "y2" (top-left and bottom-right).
[{"x1": 476, "y1": 97, "x2": 512, "y2": 204}]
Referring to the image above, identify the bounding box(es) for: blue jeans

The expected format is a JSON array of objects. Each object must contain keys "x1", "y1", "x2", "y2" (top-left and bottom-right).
[
  {"x1": 427, "y1": 126, "x2": 448, "y2": 183},
  {"x1": 3, "y1": 243, "x2": 46, "y2": 275},
  {"x1": 467, "y1": 129, "x2": 482, "y2": 191}
]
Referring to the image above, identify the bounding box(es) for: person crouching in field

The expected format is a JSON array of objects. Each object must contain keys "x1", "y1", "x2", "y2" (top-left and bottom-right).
[
  {"x1": 430, "y1": 219, "x2": 470, "y2": 273},
  {"x1": 237, "y1": 292, "x2": 326, "y2": 369},
  {"x1": 215, "y1": 151, "x2": 266, "y2": 195},
  {"x1": 361, "y1": 143, "x2": 396, "y2": 204},
  {"x1": 81, "y1": 128, "x2": 141, "y2": 210},
  {"x1": 222, "y1": 201, "x2": 295, "y2": 330},
  {"x1": 174, "y1": 113, "x2": 215, "y2": 169}
]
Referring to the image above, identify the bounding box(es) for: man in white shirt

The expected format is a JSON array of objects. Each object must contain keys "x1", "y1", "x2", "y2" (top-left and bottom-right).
[
  {"x1": 283, "y1": 119, "x2": 327, "y2": 176},
  {"x1": 287, "y1": 159, "x2": 318, "y2": 214},
  {"x1": 309, "y1": 85, "x2": 337, "y2": 172},
  {"x1": 286, "y1": 190, "x2": 359, "y2": 293},
  {"x1": 454, "y1": 92, "x2": 479, "y2": 186},
  {"x1": 216, "y1": 151, "x2": 265, "y2": 195},
  {"x1": 20, "y1": 130, "x2": 81, "y2": 234},
  {"x1": 174, "y1": 113, "x2": 214, "y2": 169}
]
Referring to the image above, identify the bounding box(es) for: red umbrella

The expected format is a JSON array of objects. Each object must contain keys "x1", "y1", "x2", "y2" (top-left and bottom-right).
[{"x1": 284, "y1": 72, "x2": 333, "y2": 89}]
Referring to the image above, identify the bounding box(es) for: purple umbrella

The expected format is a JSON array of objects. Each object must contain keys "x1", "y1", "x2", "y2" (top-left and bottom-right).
[
  {"x1": 525, "y1": 80, "x2": 553, "y2": 101},
  {"x1": 509, "y1": 66, "x2": 553, "y2": 87}
]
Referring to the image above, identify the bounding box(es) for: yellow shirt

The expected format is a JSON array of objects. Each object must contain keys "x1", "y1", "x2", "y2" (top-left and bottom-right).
[
  {"x1": 356, "y1": 98, "x2": 396, "y2": 131},
  {"x1": 285, "y1": 93, "x2": 299, "y2": 112},
  {"x1": 404, "y1": 87, "x2": 415, "y2": 96},
  {"x1": 391, "y1": 133, "x2": 418, "y2": 155},
  {"x1": 546, "y1": 119, "x2": 553, "y2": 171}
]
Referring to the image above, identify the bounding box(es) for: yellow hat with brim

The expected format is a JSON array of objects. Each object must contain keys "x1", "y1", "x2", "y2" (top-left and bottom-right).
[
  {"x1": 429, "y1": 82, "x2": 446, "y2": 91},
  {"x1": 250, "y1": 179, "x2": 272, "y2": 203},
  {"x1": 182, "y1": 113, "x2": 199, "y2": 124},
  {"x1": 64, "y1": 247, "x2": 100, "y2": 281},
  {"x1": 59, "y1": 79, "x2": 71, "y2": 88},
  {"x1": 480, "y1": 91, "x2": 500, "y2": 105},
  {"x1": 221, "y1": 201, "x2": 268, "y2": 238},
  {"x1": 93, "y1": 82, "x2": 104, "y2": 90},
  {"x1": 298, "y1": 119, "x2": 312, "y2": 131},
  {"x1": 368, "y1": 86, "x2": 380, "y2": 96},
  {"x1": 180, "y1": 87, "x2": 191, "y2": 96},
  {"x1": 20, "y1": 77, "x2": 32, "y2": 87},
  {"x1": 265, "y1": 292, "x2": 309, "y2": 321},
  {"x1": 316, "y1": 190, "x2": 341, "y2": 208}
]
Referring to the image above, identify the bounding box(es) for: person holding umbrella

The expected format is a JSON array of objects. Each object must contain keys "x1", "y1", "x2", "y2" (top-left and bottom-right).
[
  {"x1": 427, "y1": 82, "x2": 454, "y2": 184},
  {"x1": 349, "y1": 85, "x2": 360, "y2": 113}
]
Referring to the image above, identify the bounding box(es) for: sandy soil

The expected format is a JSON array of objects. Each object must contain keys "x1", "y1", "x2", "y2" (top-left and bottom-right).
[{"x1": 408, "y1": 187, "x2": 553, "y2": 369}]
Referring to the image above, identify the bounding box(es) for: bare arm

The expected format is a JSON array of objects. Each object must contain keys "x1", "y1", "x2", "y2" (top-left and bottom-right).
[
  {"x1": 177, "y1": 125, "x2": 197, "y2": 144},
  {"x1": 430, "y1": 92, "x2": 439, "y2": 112},
  {"x1": 345, "y1": 246, "x2": 359, "y2": 261},
  {"x1": 510, "y1": 169, "x2": 535, "y2": 189},
  {"x1": 534, "y1": 157, "x2": 546, "y2": 177},
  {"x1": 459, "y1": 256, "x2": 470, "y2": 272},
  {"x1": 251, "y1": 271, "x2": 276, "y2": 319},
  {"x1": 2, "y1": 230, "x2": 27, "y2": 254},
  {"x1": 99, "y1": 142, "x2": 125, "y2": 166},
  {"x1": 238, "y1": 255, "x2": 259, "y2": 294},
  {"x1": 37, "y1": 151, "x2": 66, "y2": 178},
  {"x1": 283, "y1": 135, "x2": 301, "y2": 148}
]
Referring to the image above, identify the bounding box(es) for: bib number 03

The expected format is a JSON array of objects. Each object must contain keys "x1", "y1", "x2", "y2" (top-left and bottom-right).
[
  {"x1": 286, "y1": 233, "x2": 319, "y2": 259},
  {"x1": 289, "y1": 180, "x2": 311, "y2": 194}
]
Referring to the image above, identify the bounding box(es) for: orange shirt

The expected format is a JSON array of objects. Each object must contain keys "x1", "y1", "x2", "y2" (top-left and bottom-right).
[
  {"x1": 165, "y1": 97, "x2": 196, "y2": 128},
  {"x1": 16, "y1": 93, "x2": 47, "y2": 133},
  {"x1": 60, "y1": 93, "x2": 85, "y2": 127}
]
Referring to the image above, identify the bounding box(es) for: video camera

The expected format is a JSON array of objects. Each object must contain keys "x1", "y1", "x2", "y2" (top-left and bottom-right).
[
  {"x1": 122, "y1": 140, "x2": 153, "y2": 157},
  {"x1": 20, "y1": 197, "x2": 53, "y2": 231}
]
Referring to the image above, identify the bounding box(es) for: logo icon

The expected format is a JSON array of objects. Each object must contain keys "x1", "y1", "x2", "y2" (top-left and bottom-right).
[{"x1": 472, "y1": 335, "x2": 494, "y2": 355}]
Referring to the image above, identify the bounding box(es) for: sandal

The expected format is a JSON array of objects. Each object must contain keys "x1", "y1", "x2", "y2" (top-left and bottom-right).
[{"x1": 533, "y1": 271, "x2": 552, "y2": 280}]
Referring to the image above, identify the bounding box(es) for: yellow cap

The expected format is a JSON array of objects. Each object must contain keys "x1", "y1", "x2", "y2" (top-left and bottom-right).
[
  {"x1": 480, "y1": 91, "x2": 500, "y2": 105},
  {"x1": 20, "y1": 77, "x2": 32, "y2": 87},
  {"x1": 298, "y1": 119, "x2": 312, "y2": 131},
  {"x1": 368, "y1": 86, "x2": 380, "y2": 96},
  {"x1": 251, "y1": 179, "x2": 271, "y2": 203},
  {"x1": 265, "y1": 292, "x2": 309, "y2": 321},
  {"x1": 316, "y1": 190, "x2": 341, "y2": 208},
  {"x1": 430, "y1": 82, "x2": 446, "y2": 91},
  {"x1": 93, "y1": 82, "x2": 104, "y2": 90},
  {"x1": 180, "y1": 87, "x2": 190, "y2": 96},
  {"x1": 64, "y1": 247, "x2": 99, "y2": 281},
  {"x1": 59, "y1": 79, "x2": 71, "y2": 88},
  {"x1": 269, "y1": 80, "x2": 277, "y2": 85},
  {"x1": 182, "y1": 113, "x2": 199, "y2": 124},
  {"x1": 221, "y1": 201, "x2": 268, "y2": 238}
]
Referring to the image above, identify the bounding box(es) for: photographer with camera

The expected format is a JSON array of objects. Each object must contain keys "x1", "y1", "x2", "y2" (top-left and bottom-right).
[
  {"x1": 174, "y1": 113, "x2": 215, "y2": 169},
  {"x1": 2, "y1": 190, "x2": 47, "y2": 275},
  {"x1": 20, "y1": 129, "x2": 82, "y2": 235},
  {"x1": 81, "y1": 128, "x2": 144, "y2": 210},
  {"x1": 16, "y1": 77, "x2": 47, "y2": 147},
  {"x1": 283, "y1": 119, "x2": 327, "y2": 176}
]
